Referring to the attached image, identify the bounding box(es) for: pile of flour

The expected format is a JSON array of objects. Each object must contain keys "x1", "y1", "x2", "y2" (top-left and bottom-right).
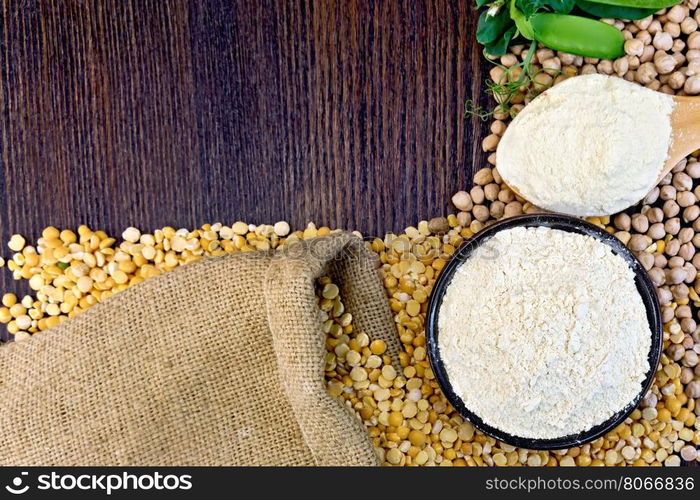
[
  {"x1": 438, "y1": 226, "x2": 651, "y2": 439},
  {"x1": 496, "y1": 74, "x2": 675, "y2": 216}
]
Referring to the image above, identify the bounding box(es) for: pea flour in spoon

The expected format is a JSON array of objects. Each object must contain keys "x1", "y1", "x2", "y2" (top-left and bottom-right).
[{"x1": 496, "y1": 74, "x2": 675, "y2": 216}]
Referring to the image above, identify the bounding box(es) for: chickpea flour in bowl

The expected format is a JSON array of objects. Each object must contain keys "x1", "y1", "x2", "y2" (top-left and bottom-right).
[{"x1": 425, "y1": 214, "x2": 662, "y2": 449}]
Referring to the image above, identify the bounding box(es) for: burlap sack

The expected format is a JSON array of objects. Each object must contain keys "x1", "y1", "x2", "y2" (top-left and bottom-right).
[{"x1": 0, "y1": 233, "x2": 398, "y2": 466}]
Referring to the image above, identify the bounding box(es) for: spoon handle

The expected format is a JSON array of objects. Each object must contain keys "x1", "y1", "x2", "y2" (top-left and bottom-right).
[{"x1": 662, "y1": 96, "x2": 700, "y2": 177}]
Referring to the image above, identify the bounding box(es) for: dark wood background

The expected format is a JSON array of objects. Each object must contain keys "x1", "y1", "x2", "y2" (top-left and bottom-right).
[{"x1": 0, "y1": 0, "x2": 488, "y2": 297}]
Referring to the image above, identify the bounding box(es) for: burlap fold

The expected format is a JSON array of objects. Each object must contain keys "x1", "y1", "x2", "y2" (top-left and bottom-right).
[{"x1": 0, "y1": 233, "x2": 398, "y2": 466}]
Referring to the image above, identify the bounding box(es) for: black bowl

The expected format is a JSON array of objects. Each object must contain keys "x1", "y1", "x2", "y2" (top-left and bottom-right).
[{"x1": 425, "y1": 213, "x2": 663, "y2": 450}]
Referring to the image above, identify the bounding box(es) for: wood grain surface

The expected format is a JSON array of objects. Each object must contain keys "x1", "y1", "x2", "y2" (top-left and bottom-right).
[{"x1": 0, "y1": 0, "x2": 488, "y2": 309}]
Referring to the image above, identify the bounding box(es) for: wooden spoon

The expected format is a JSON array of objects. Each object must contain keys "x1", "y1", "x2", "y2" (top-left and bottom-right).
[
  {"x1": 502, "y1": 91, "x2": 699, "y2": 214},
  {"x1": 661, "y1": 95, "x2": 700, "y2": 180}
]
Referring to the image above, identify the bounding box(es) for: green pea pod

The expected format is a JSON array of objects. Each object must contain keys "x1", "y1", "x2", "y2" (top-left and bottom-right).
[
  {"x1": 510, "y1": 0, "x2": 535, "y2": 39},
  {"x1": 576, "y1": 0, "x2": 679, "y2": 8},
  {"x1": 530, "y1": 13, "x2": 625, "y2": 59},
  {"x1": 575, "y1": 0, "x2": 657, "y2": 20}
]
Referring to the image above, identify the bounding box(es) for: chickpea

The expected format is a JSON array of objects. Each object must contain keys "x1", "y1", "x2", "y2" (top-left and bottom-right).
[
  {"x1": 672, "y1": 158, "x2": 688, "y2": 172},
  {"x1": 647, "y1": 19, "x2": 662, "y2": 34},
  {"x1": 660, "y1": 184, "x2": 677, "y2": 200},
  {"x1": 489, "y1": 65, "x2": 505, "y2": 83},
  {"x1": 676, "y1": 194, "x2": 695, "y2": 213},
  {"x1": 484, "y1": 183, "x2": 500, "y2": 201},
  {"x1": 451, "y1": 191, "x2": 473, "y2": 212},
  {"x1": 681, "y1": 318, "x2": 697, "y2": 334},
  {"x1": 668, "y1": 71, "x2": 686, "y2": 90},
  {"x1": 668, "y1": 344, "x2": 686, "y2": 361},
  {"x1": 647, "y1": 207, "x2": 664, "y2": 223},
  {"x1": 536, "y1": 48, "x2": 554, "y2": 63},
  {"x1": 643, "y1": 187, "x2": 660, "y2": 204},
  {"x1": 672, "y1": 39, "x2": 685, "y2": 53},
  {"x1": 669, "y1": 255, "x2": 684, "y2": 268},
  {"x1": 666, "y1": 4, "x2": 686, "y2": 23},
  {"x1": 654, "y1": 53, "x2": 676, "y2": 74},
  {"x1": 558, "y1": 52, "x2": 575, "y2": 65},
  {"x1": 687, "y1": 381, "x2": 700, "y2": 399},
  {"x1": 637, "y1": 30, "x2": 652, "y2": 45},
  {"x1": 636, "y1": 62, "x2": 658, "y2": 84},
  {"x1": 581, "y1": 63, "x2": 597, "y2": 75},
  {"x1": 684, "y1": 75, "x2": 700, "y2": 95},
  {"x1": 681, "y1": 17, "x2": 698, "y2": 35},
  {"x1": 631, "y1": 214, "x2": 649, "y2": 233},
  {"x1": 649, "y1": 267, "x2": 667, "y2": 286},
  {"x1": 503, "y1": 201, "x2": 523, "y2": 218},
  {"x1": 624, "y1": 38, "x2": 644, "y2": 57},
  {"x1": 688, "y1": 32, "x2": 700, "y2": 50},
  {"x1": 614, "y1": 213, "x2": 631, "y2": 231},
  {"x1": 470, "y1": 185, "x2": 485, "y2": 204},
  {"x1": 683, "y1": 205, "x2": 700, "y2": 222},
  {"x1": 662, "y1": 21, "x2": 680, "y2": 38},
  {"x1": 667, "y1": 238, "x2": 682, "y2": 257},
  {"x1": 665, "y1": 217, "x2": 681, "y2": 236},
  {"x1": 627, "y1": 55, "x2": 641, "y2": 70},
  {"x1": 490, "y1": 120, "x2": 507, "y2": 136},
  {"x1": 684, "y1": 350, "x2": 699, "y2": 368},
  {"x1": 533, "y1": 72, "x2": 553, "y2": 91},
  {"x1": 633, "y1": 16, "x2": 652, "y2": 31},
  {"x1": 510, "y1": 44, "x2": 524, "y2": 56},
  {"x1": 679, "y1": 242, "x2": 696, "y2": 261},
  {"x1": 636, "y1": 253, "x2": 654, "y2": 273},
  {"x1": 680, "y1": 368, "x2": 693, "y2": 387},
  {"x1": 687, "y1": 161, "x2": 700, "y2": 178},
  {"x1": 597, "y1": 59, "x2": 613, "y2": 75},
  {"x1": 628, "y1": 234, "x2": 650, "y2": 251},
  {"x1": 672, "y1": 172, "x2": 693, "y2": 191},
  {"x1": 675, "y1": 304, "x2": 692, "y2": 318},
  {"x1": 482, "y1": 134, "x2": 500, "y2": 152},
  {"x1": 497, "y1": 188, "x2": 514, "y2": 203},
  {"x1": 472, "y1": 205, "x2": 489, "y2": 222},
  {"x1": 613, "y1": 57, "x2": 628, "y2": 76},
  {"x1": 653, "y1": 31, "x2": 673, "y2": 51},
  {"x1": 456, "y1": 211, "x2": 471, "y2": 227},
  {"x1": 667, "y1": 266, "x2": 685, "y2": 283},
  {"x1": 500, "y1": 54, "x2": 518, "y2": 67},
  {"x1": 489, "y1": 201, "x2": 505, "y2": 218},
  {"x1": 641, "y1": 45, "x2": 656, "y2": 63},
  {"x1": 474, "y1": 167, "x2": 494, "y2": 186},
  {"x1": 541, "y1": 57, "x2": 561, "y2": 76},
  {"x1": 678, "y1": 227, "x2": 694, "y2": 244}
]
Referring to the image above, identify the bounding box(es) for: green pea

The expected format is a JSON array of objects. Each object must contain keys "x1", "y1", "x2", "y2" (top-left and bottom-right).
[
  {"x1": 575, "y1": 0, "x2": 657, "y2": 20},
  {"x1": 530, "y1": 13, "x2": 625, "y2": 59},
  {"x1": 577, "y1": 0, "x2": 679, "y2": 8}
]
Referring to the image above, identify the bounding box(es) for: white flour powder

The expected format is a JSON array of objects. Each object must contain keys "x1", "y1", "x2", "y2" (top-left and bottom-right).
[
  {"x1": 497, "y1": 74, "x2": 675, "y2": 216},
  {"x1": 438, "y1": 226, "x2": 651, "y2": 439}
]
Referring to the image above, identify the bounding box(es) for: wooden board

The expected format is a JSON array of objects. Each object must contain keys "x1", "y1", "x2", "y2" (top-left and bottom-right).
[{"x1": 0, "y1": 0, "x2": 488, "y2": 338}]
